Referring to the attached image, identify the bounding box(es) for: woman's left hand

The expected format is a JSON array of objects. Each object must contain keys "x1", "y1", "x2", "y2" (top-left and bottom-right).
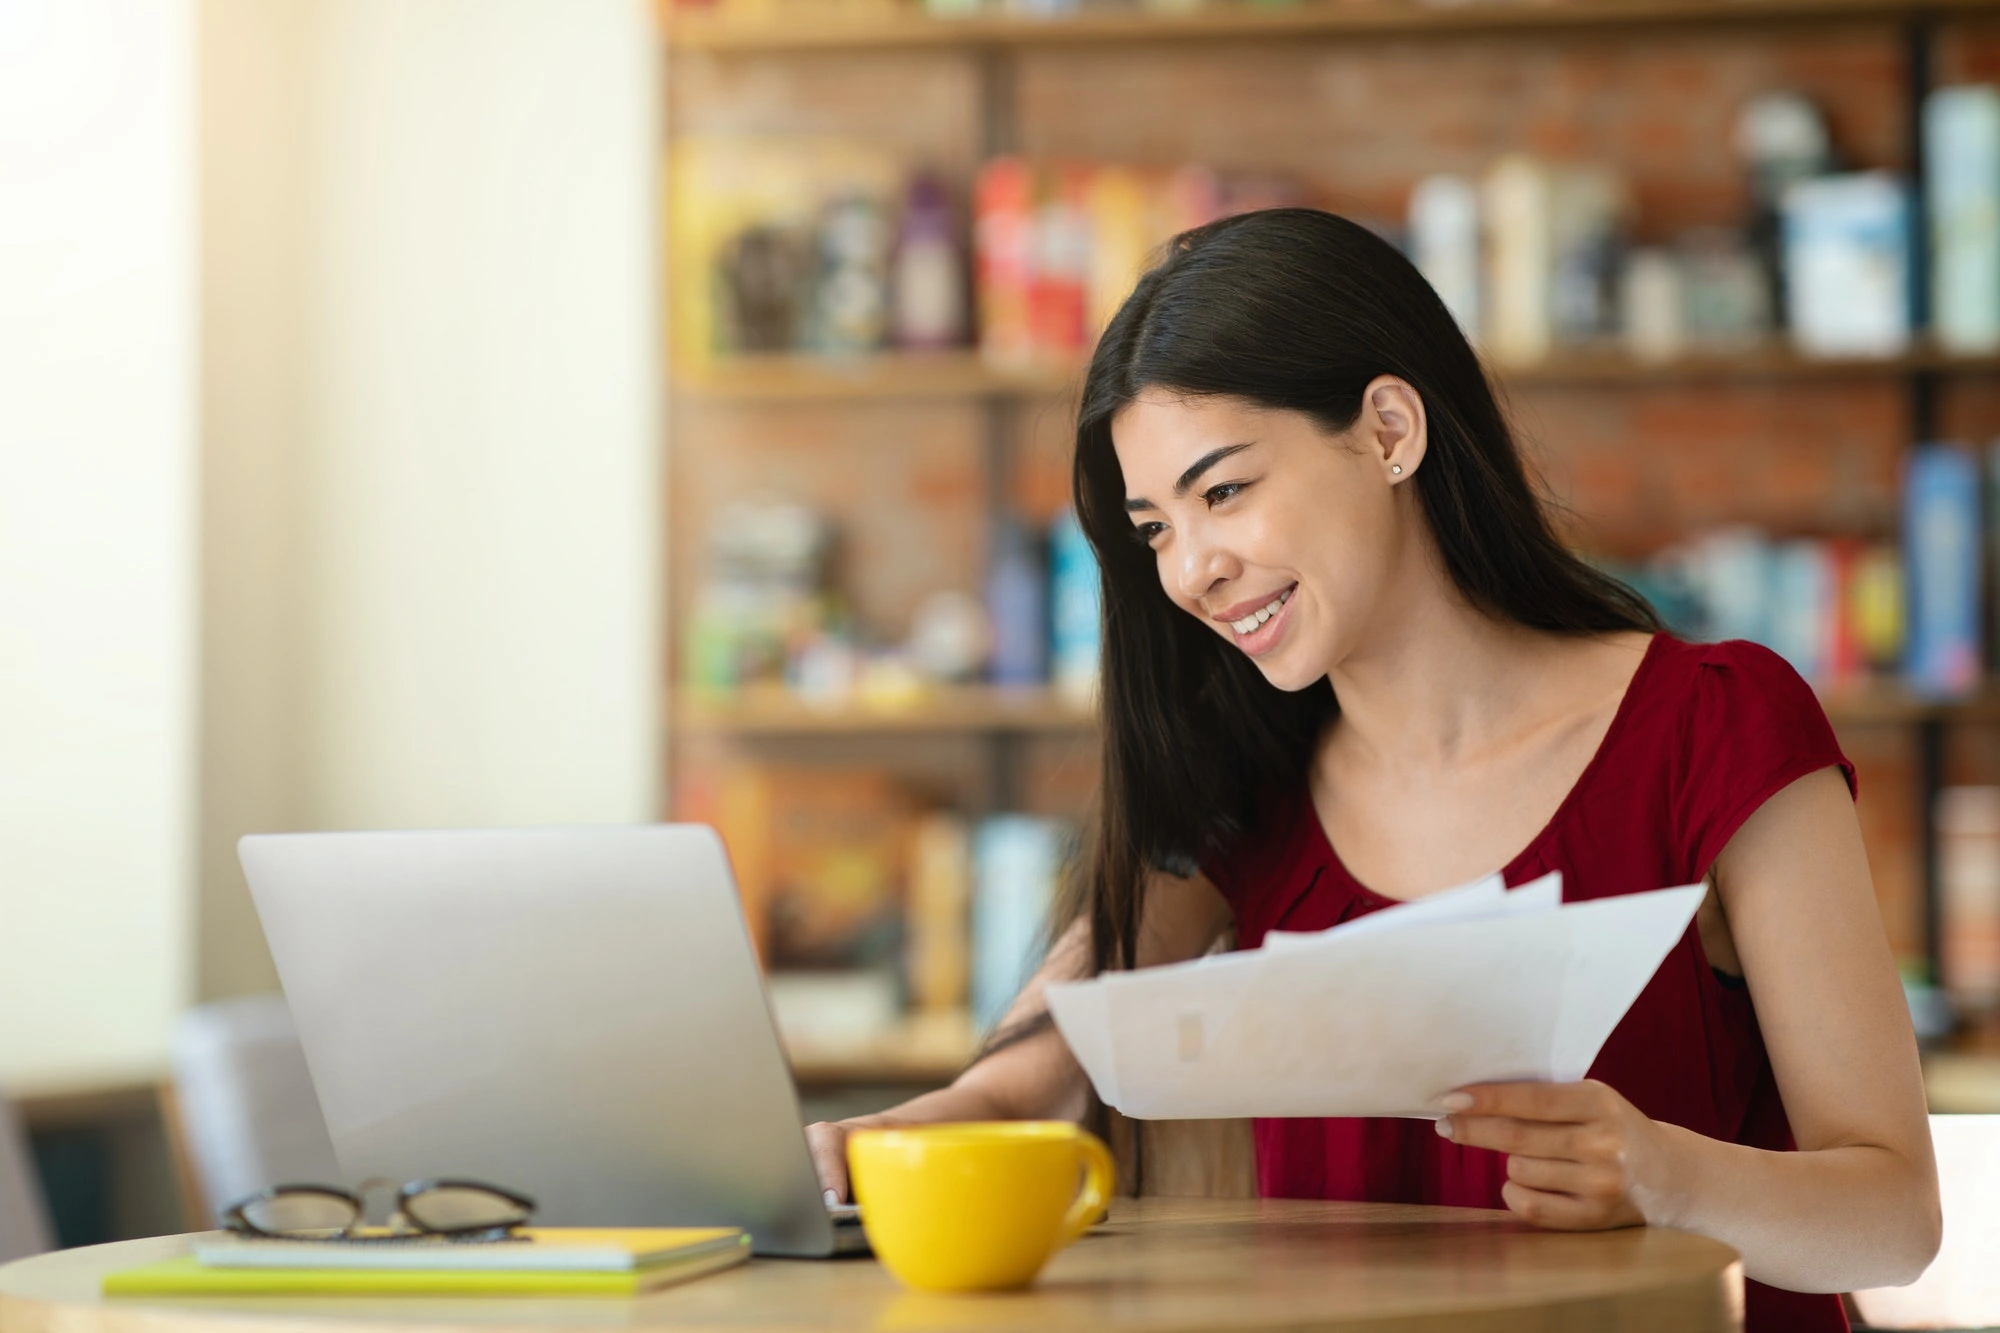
[{"x1": 1435, "y1": 1079, "x2": 1673, "y2": 1230}]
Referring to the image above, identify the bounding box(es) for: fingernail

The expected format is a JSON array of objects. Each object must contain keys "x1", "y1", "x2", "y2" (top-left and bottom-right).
[
  {"x1": 1435, "y1": 1116, "x2": 1453, "y2": 1139},
  {"x1": 1438, "y1": 1093, "x2": 1473, "y2": 1112},
  {"x1": 824, "y1": 1188, "x2": 841, "y2": 1207}
]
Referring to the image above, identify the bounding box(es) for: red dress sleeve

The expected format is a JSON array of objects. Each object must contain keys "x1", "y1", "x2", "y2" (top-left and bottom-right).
[{"x1": 1675, "y1": 639, "x2": 1857, "y2": 882}]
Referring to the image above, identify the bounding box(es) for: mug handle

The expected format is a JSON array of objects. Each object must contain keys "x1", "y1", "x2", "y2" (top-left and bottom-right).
[{"x1": 1054, "y1": 1128, "x2": 1117, "y2": 1248}]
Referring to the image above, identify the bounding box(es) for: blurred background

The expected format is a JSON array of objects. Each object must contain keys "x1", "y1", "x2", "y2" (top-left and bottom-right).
[{"x1": 7, "y1": 0, "x2": 2000, "y2": 1256}]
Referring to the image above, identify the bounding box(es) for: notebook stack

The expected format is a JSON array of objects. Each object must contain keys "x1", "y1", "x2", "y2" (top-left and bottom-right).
[{"x1": 103, "y1": 1228, "x2": 750, "y2": 1297}]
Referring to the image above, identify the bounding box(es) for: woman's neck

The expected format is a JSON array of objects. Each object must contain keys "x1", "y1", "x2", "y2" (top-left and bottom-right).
[{"x1": 1325, "y1": 576, "x2": 1585, "y2": 773}]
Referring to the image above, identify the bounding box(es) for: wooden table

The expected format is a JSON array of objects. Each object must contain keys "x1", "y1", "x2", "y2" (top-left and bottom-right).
[{"x1": 0, "y1": 1198, "x2": 1743, "y2": 1333}]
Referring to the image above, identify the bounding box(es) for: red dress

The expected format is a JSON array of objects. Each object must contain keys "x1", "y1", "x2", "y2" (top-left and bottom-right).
[{"x1": 1203, "y1": 634, "x2": 1856, "y2": 1333}]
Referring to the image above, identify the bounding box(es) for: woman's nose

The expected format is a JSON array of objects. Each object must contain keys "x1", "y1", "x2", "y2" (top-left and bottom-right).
[{"x1": 1174, "y1": 532, "x2": 1233, "y2": 603}]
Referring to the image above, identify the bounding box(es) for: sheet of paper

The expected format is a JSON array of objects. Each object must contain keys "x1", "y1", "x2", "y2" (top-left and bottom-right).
[
  {"x1": 1047, "y1": 882, "x2": 1703, "y2": 1122},
  {"x1": 1260, "y1": 871, "x2": 1506, "y2": 951},
  {"x1": 1046, "y1": 972, "x2": 1121, "y2": 1107},
  {"x1": 1549, "y1": 885, "x2": 1708, "y2": 1081},
  {"x1": 1261, "y1": 870, "x2": 1560, "y2": 952}
]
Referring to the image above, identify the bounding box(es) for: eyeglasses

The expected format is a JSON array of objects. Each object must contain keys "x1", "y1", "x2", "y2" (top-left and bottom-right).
[{"x1": 223, "y1": 1178, "x2": 537, "y2": 1242}]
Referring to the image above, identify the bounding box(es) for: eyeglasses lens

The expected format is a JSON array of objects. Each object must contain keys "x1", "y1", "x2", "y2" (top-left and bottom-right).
[
  {"x1": 241, "y1": 1192, "x2": 359, "y2": 1235},
  {"x1": 403, "y1": 1186, "x2": 532, "y2": 1233}
]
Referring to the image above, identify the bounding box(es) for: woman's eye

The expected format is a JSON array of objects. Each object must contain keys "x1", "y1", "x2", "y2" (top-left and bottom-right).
[
  {"x1": 1203, "y1": 481, "x2": 1248, "y2": 507},
  {"x1": 1130, "y1": 521, "x2": 1167, "y2": 547}
]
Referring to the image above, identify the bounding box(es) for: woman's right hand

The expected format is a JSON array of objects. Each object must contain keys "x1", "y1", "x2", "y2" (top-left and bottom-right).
[
  {"x1": 800, "y1": 888, "x2": 1226, "y2": 1204},
  {"x1": 805, "y1": 1119, "x2": 857, "y2": 1203}
]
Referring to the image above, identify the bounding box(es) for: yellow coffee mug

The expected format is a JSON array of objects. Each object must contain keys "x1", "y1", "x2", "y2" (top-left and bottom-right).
[{"x1": 847, "y1": 1121, "x2": 1115, "y2": 1292}]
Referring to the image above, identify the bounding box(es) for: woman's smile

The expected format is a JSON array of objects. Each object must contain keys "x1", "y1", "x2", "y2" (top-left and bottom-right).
[{"x1": 1213, "y1": 583, "x2": 1296, "y2": 657}]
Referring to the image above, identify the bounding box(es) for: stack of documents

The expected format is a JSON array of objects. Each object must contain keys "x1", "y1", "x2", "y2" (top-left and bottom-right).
[
  {"x1": 102, "y1": 1228, "x2": 750, "y2": 1297},
  {"x1": 1046, "y1": 875, "x2": 1704, "y2": 1121}
]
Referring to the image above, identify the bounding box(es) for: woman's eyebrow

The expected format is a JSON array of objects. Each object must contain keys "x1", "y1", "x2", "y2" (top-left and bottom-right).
[{"x1": 1124, "y1": 442, "x2": 1256, "y2": 513}]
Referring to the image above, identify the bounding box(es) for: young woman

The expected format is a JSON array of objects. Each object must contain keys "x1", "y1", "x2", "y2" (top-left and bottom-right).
[{"x1": 806, "y1": 208, "x2": 1939, "y2": 1330}]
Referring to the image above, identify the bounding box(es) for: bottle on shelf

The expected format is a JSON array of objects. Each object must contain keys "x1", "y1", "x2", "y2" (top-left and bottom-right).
[
  {"x1": 1408, "y1": 173, "x2": 1481, "y2": 337},
  {"x1": 1938, "y1": 785, "x2": 2000, "y2": 1024},
  {"x1": 811, "y1": 192, "x2": 892, "y2": 354},
  {"x1": 986, "y1": 515, "x2": 1048, "y2": 688},
  {"x1": 971, "y1": 815, "x2": 1066, "y2": 1034},
  {"x1": 892, "y1": 172, "x2": 968, "y2": 350},
  {"x1": 1925, "y1": 86, "x2": 2000, "y2": 356},
  {"x1": 1905, "y1": 443, "x2": 1983, "y2": 699},
  {"x1": 907, "y1": 812, "x2": 973, "y2": 1014},
  {"x1": 1049, "y1": 506, "x2": 1101, "y2": 707}
]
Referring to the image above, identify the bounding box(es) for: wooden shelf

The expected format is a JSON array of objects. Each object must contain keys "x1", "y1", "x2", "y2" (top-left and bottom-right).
[
  {"x1": 672, "y1": 680, "x2": 2000, "y2": 736},
  {"x1": 784, "y1": 1011, "x2": 978, "y2": 1085},
  {"x1": 664, "y1": 0, "x2": 2000, "y2": 56},
  {"x1": 1924, "y1": 1051, "x2": 2000, "y2": 1113},
  {"x1": 673, "y1": 683, "x2": 1097, "y2": 735},
  {"x1": 673, "y1": 351, "x2": 1082, "y2": 403},
  {"x1": 1499, "y1": 344, "x2": 2000, "y2": 389},
  {"x1": 670, "y1": 346, "x2": 2000, "y2": 404},
  {"x1": 1821, "y1": 684, "x2": 2000, "y2": 727}
]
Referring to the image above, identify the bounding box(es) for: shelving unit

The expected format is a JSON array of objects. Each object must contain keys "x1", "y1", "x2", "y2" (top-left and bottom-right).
[{"x1": 665, "y1": 0, "x2": 2000, "y2": 1071}]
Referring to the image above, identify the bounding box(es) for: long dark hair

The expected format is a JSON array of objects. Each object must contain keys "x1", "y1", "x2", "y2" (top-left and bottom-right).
[{"x1": 1059, "y1": 206, "x2": 1657, "y2": 985}]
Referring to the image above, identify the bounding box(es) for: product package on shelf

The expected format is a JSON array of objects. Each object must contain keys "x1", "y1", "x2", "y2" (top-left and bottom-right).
[
  {"x1": 1633, "y1": 528, "x2": 1904, "y2": 692},
  {"x1": 1938, "y1": 785, "x2": 2000, "y2": 1022},
  {"x1": 681, "y1": 498, "x2": 838, "y2": 696},
  {"x1": 1780, "y1": 171, "x2": 1912, "y2": 359},
  {"x1": 1619, "y1": 457, "x2": 1999, "y2": 704},
  {"x1": 669, "y1": 137, "x2": 965, "y2": 364},
  {"x1": 1926, "y1": 86, "x2": 2000, "y2": 356},
  {"x1": 971, "y1": 815, "x2": 1069, "y2": 1035},
  {"x1": 1479, "y1": 155, "x2": 1626, "y2": 366},
  {"x1": 1408, "y1": 173, "x2": 1481, "y2": 336},
  {"x1": 688, "y1": 764, "x2": 915, "y2": 973},
  {"x1": 985, "y1": 515, "x2": 1048, "y2": 688},
  {"x1": 972, "y1": 156, "x2": 1307, "y2": 363},
  {"x1": 1394, "y1": 83, "x2": 1987, "y2": 370},
  {"x1": 907, "y1": 812, "x2": 973, "y2": 1014},
  {"x1": 1905, "y1": 444, "x2": 1983, "y2": 699},
  {"x1": 1411, "y1": 154, "x2": 1783, "y2": 368},
  {"x1": 1048, "y1": 506, "x2": 1103, "y2": 707}
]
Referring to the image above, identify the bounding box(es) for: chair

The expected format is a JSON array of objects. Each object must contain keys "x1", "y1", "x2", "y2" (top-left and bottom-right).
[
  {"x1": 0, "y1": 1089, "x2": 55, "y2": 1261},
  {"x1": 168, "y1": 994, "x2": 340, "y2": 1226},
  {"x1": 1852, "y1": 1114, "x2": 2000, "y2": 1330}
]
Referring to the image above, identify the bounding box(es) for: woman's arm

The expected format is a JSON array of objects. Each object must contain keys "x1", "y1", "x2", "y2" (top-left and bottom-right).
[
  {"x1": 1439, "y1": 766, "x2": 1941, "y2": 1291},
  {"x1": 805, "y1": 869, "x2": 1232, "y2": 1200}
]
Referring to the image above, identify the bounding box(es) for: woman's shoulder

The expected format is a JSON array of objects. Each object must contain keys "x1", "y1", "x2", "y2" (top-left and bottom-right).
[
  {"x1": 1633, "y1": 633, "x2": 1835, "y2": 735},
  {"x1": 1624, "y1": 633, "x2": 1855, "y2": 878}
]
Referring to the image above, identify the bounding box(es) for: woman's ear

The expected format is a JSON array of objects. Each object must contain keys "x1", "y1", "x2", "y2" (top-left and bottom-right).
[{"x1": 1362, "y1": 375, "x2": 1427, "y2": 483}]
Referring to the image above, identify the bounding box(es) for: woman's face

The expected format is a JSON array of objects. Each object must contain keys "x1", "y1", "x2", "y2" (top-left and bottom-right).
[{"x1": 1110, "y1": 384, "x2": 1421, "y2": 692}]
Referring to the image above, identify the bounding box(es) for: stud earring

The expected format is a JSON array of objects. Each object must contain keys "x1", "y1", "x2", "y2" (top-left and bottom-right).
[{"x1": 1390, "y1": 464, "x2": 1404, "y2": 476}]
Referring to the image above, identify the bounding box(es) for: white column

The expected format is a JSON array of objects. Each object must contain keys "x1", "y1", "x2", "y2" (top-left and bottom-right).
[
  {"x1": 297, "y1": 0, "x2": 662, "y2": 833},
  {"x1": 197, "y1": 0, "x2": 663, "y2": 998},
  {"x1": 0, "y1": 0, "x2": 199, "y2": 1079}
]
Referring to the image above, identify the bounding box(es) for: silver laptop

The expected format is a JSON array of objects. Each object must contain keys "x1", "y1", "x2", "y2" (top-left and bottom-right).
[{"x1": 239, "y1": 824, "x2": 868, "y2": 1257}]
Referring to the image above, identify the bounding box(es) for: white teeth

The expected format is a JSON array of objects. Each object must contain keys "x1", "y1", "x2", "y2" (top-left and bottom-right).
[{"x1": 1229, "y1": 589, "x2": 1292, "y2": 636}]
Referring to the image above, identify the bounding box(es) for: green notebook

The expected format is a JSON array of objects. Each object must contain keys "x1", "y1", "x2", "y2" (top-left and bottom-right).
[{"x1": 103, "y1": 1237, "x2": 749, "y2": 1297}]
